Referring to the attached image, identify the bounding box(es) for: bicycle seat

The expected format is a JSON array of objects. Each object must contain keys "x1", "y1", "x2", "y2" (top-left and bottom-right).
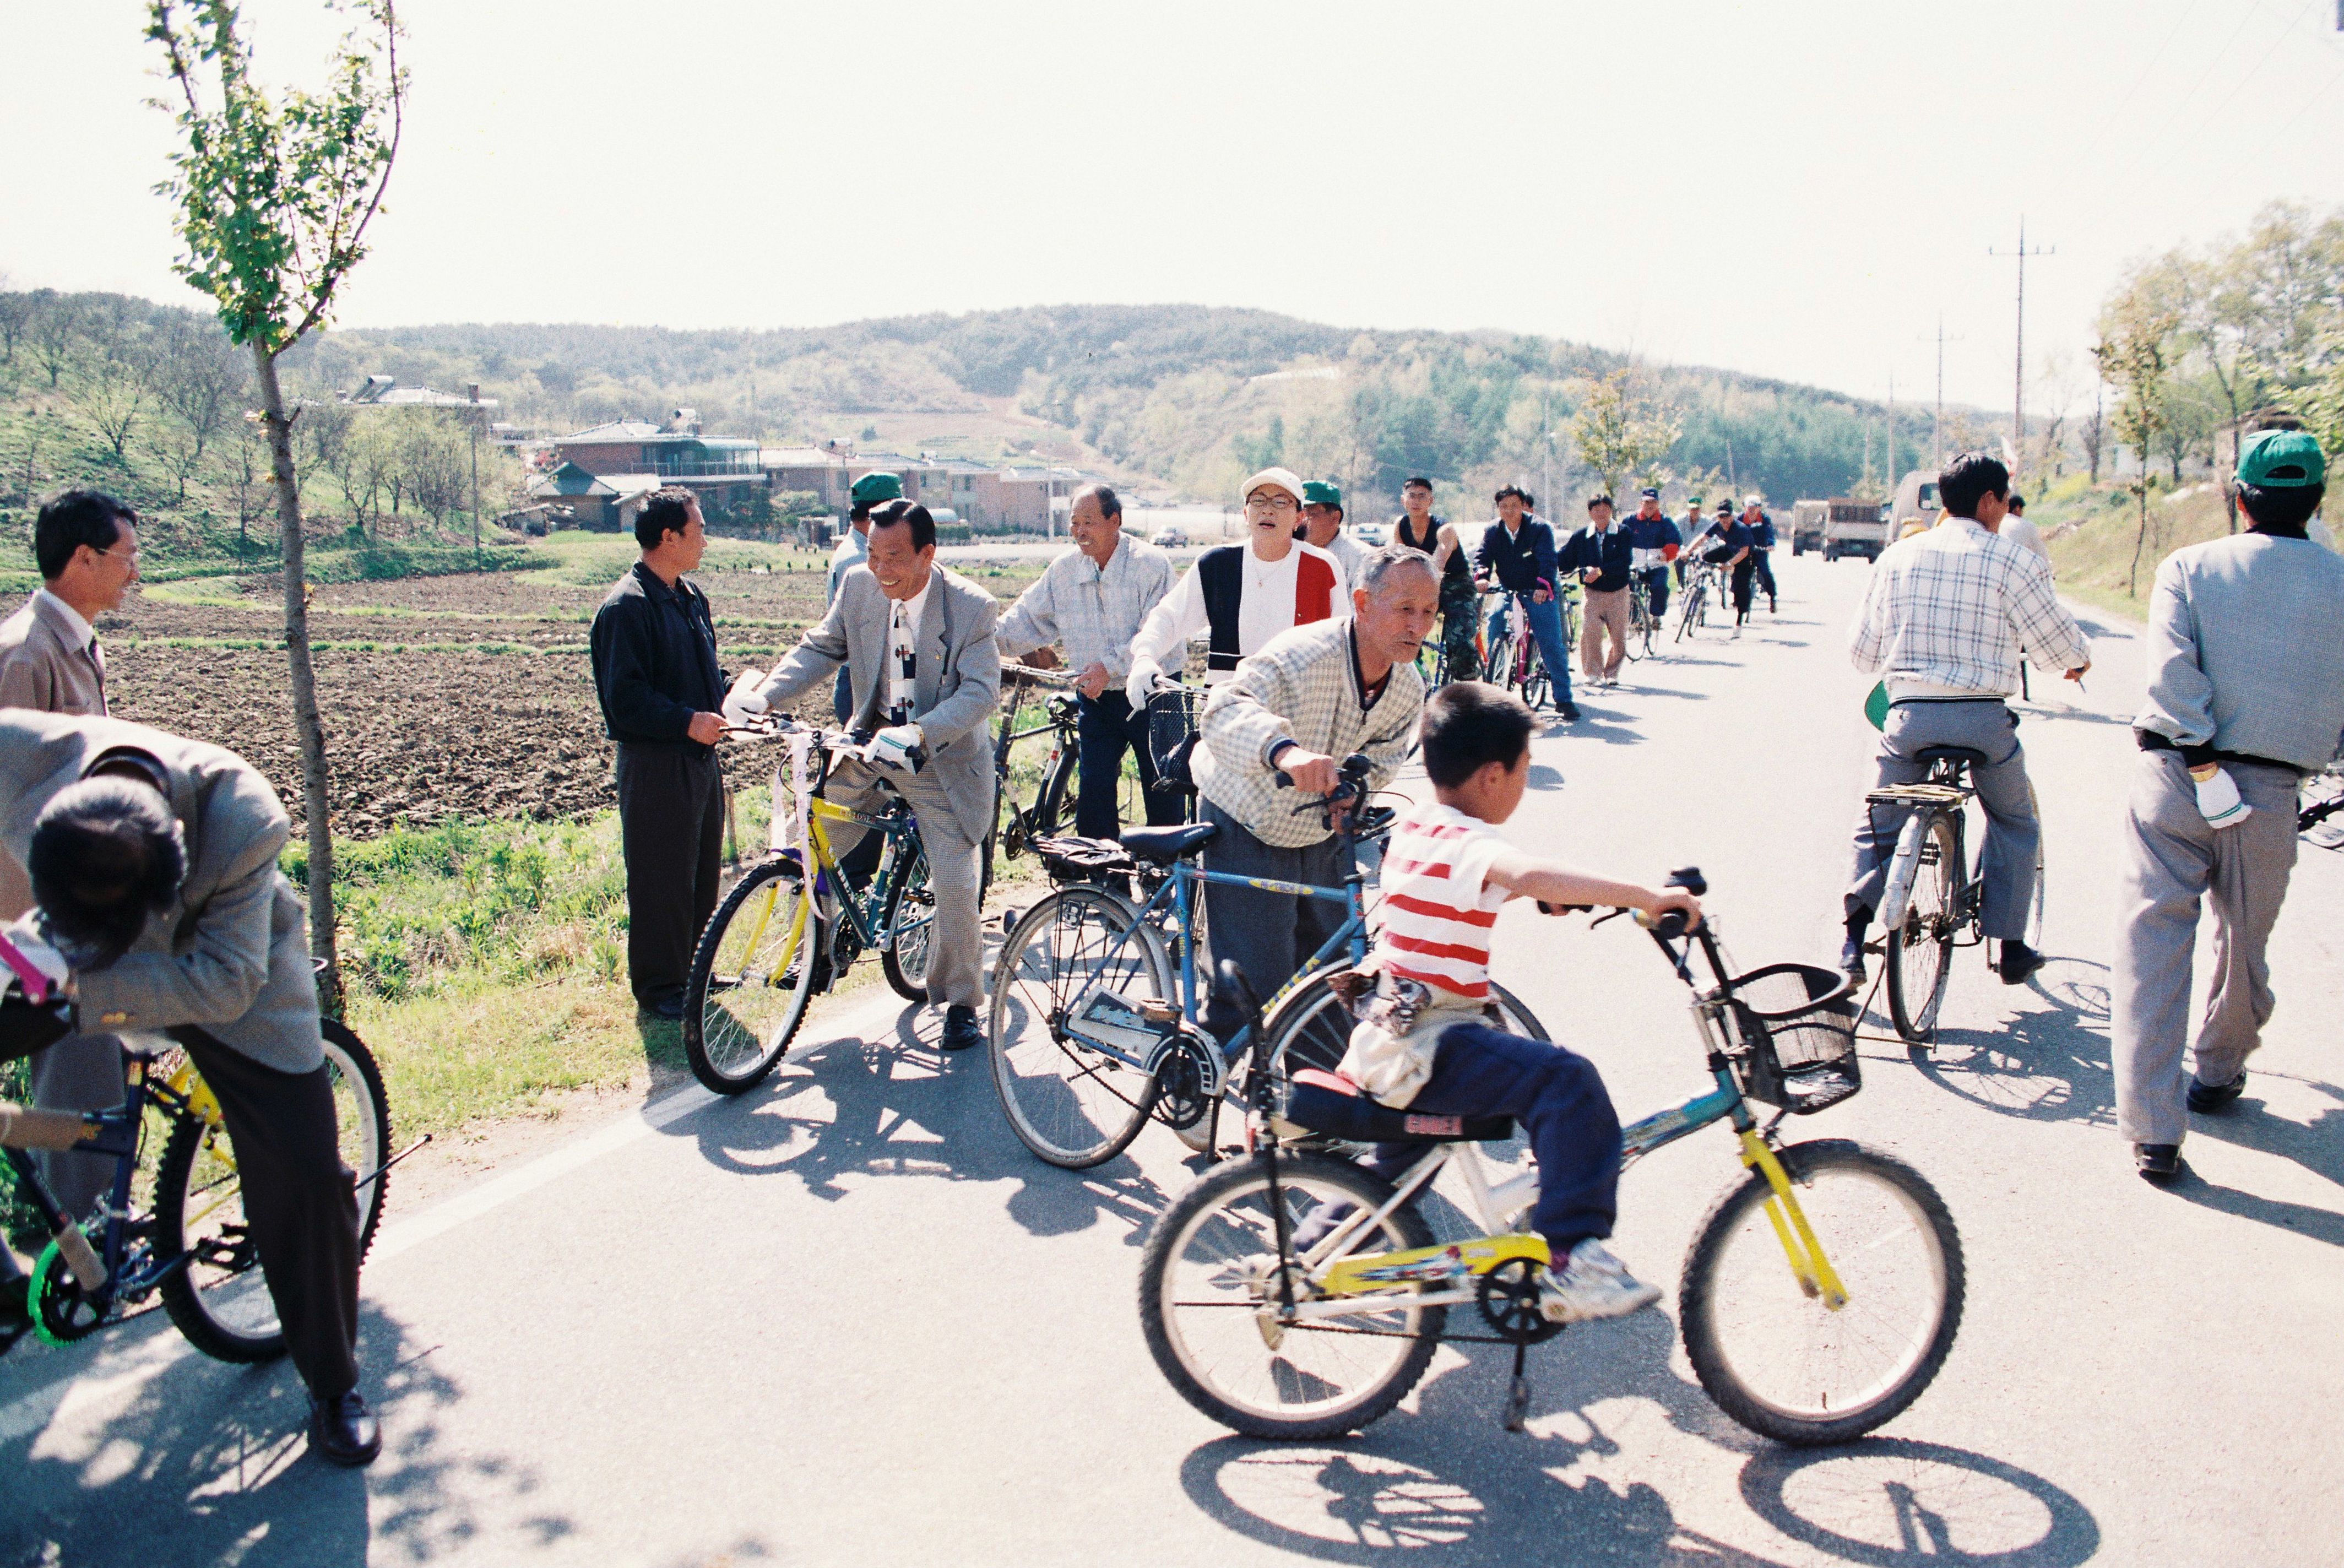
[
  {"x1": 1281, "y1": 1067, "x2": 1515, "y2": 1144},
  {"x1": 1913, "y1": 746, "x2": 1989, "y2": 770},
  {"x1": 1120, "y1": 822, "x2": 1218, "y2": 862}
]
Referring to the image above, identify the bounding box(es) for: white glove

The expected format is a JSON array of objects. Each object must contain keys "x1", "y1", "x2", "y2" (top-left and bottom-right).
[
  {"x1": 0, "y1": 915, "x2": 71, "y2": 1002},
  {"x1": 1125, "y1": 657, "x2": 1164, "y2": 711},
  {"x1": 871, "y1": 724, "x2": 924, "y2": 771},
  {"x1": 721, "y1": 668, "x2": 771, "y2": 729},
  {"x1": 2190, "y1": 763, "x2": 2252, "y2": 829}
]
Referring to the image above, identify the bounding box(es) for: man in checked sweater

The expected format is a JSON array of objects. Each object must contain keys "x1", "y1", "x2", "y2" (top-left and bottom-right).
[{"x1": 1192, "y1": 544, "x2": 1436, "y2": 1049}]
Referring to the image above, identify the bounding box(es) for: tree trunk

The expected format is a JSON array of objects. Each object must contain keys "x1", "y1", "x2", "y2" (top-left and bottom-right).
[
  {"x1": 252, "y1": 344, "x2": 341, "y2": 1016},
  {"x1": 2129, "y1": 486, "x2": 2149, "y2": 599}
]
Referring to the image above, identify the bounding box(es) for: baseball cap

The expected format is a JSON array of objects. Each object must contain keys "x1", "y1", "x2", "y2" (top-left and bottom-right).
[
  {"x1": 1639, "y1": 486, "x2": 1660, "y2": 501},
  {"x1": 850, "y1": 471, "x2": 903, "y2": 505},
  {"x1": 1301, "y1": 479, "x2": 1343, "y2": 509},
  {"x1": 1743, "y1": 493, "x2": 1765, "y2": 509},
  {"x1": 1242, "y1": 467, "x2": 1306, "y2": 506},
  {"x1": 2237, "y1": 429, "x2": 2326, "y2": 488},
  {"x1": 1716, "y1": 499, "x2": 1732, "y2": 513}
]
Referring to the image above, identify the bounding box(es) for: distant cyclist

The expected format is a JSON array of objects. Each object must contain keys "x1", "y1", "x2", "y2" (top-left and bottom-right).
[
  {"x1": 1476, "y1": 485, "x2": 1580, "y2": 720},
  {"x1": 1392, "y1": 475, "x2": 1478, "y2": 685},
  {"x1": 1624, "y1": 486, "x2": 1676, "y2": 620},
  {"x1": 1742, "y1": 495, "x2": 1778, "y2": 615},
  {"x1": 1694, "y1": 501, "x2": 1752, "y2": 637}
]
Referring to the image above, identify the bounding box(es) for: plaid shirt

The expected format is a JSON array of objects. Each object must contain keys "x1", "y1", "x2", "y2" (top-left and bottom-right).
[
  {"x1": 1849, "y1": 516, "x2": 2090, "y2": 698},
  {"x1": 1194, "y1": 618, "x2": 1423, "y2": 848},
  {"x1": 994, "y1": 533, "x2": 1175, "y2": 684}
]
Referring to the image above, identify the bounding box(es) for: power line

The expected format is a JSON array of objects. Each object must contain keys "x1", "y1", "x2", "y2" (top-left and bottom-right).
[
  {"x1": 2197, "y1": 0, "x2": 2325, "y2": 127},
  {"x1": 2066, "y1": 0, "x2": 2204, "y2": 170}
]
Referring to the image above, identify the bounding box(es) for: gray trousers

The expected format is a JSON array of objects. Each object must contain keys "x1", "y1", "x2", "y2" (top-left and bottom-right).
[
  {"x1": 1199, "y1": 799, "x2": 1349, "y2": 1049},
  {"x1": 1846, "y1": 699, "x2": 2037, "y2": 941},
  {"x1": 2112, "y1": 752, "x2": 2301, "y2": 1145},
  {"x1": 29, "y1": 1033, "x2": 124, "y2": 1219},
  {"x1": 821, "y1": 756, "x2": 984, "y2": 1011}
]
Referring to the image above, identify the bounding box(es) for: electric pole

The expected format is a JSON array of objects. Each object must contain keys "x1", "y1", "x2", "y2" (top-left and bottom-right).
[
  {"x1": 1916, "y1": 316, "x2": 1965, "y2": 466},
  {"x1": 1886, "y1": 370, "x2": 1897, "y2": 491},
  {"x1": 1989, "y1": 218, "x2": 2055, "y2": 463}
]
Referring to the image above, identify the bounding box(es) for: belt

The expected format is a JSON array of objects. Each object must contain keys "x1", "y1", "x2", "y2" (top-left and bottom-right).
[
  {"x1": 2133, "y1": 729, "x2": 2300, "y2": 776},
  {"x1": 1888, "y1": 696, "x2": 2009, "y2": 706}
]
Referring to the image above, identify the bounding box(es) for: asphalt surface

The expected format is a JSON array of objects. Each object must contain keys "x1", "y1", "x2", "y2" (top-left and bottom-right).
[{"x1": 6, "y1": 552, "x2": 2341, "y2": 1566}]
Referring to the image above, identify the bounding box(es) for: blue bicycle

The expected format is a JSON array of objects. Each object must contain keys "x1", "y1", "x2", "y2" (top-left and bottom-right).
[{"x1": 984, "y1": 755, "x2": 1549, "y2": 1168}]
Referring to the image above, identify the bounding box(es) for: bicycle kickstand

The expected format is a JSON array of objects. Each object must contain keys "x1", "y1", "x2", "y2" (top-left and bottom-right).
[{"x1": 1503, "y1": 1342, "x2": 1532, "y2": 1433}]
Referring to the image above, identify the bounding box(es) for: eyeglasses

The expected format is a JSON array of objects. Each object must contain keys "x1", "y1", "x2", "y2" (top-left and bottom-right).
[
  {"x1": 95, "y1": 546, "x2": 140, "y2": 566},
  {"x1": 1244, "y1": 493, "x2": 1298, "y2": 513}
]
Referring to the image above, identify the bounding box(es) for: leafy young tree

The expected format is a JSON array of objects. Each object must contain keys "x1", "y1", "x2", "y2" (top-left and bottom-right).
[
  {"x1": 1566, "y1": 368, "x2": 1681, "y2": 499},
  {"x1": 2093, "y1": 300, "x2": 2176, "y2": 599},
  {"x1": 77, "y1": 349, "x2": 149, "y2": 464},
  {"x1": 0, "y1": 281, "x2": 31, "y2": 363},
  {"x1": 148, "y1": 0, "x2": 406, "y2": 1011}
]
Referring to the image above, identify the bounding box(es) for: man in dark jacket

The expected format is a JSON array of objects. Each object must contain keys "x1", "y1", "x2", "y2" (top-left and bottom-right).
[
  {"x1": 1476, "y1": 486, "x2": 1578, "y2": 720},
  {"x1": 1560, "y1": 493, "x2": 1636, "y2": 687},
  {"x1": 589, "y1": 488, "x2": 729, "y2": 1019}
]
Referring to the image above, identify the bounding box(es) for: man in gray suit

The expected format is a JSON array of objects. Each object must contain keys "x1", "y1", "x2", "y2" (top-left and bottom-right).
[
  {"x1": 0, "y1": 712, "x2": 378, "y2": 1464},
  {"x1": 0, "y1": 490, "x2": 140, "y2": 1320},
  {"x1": 750, "y1": 500, "x2": 999, "y2": 1051}
]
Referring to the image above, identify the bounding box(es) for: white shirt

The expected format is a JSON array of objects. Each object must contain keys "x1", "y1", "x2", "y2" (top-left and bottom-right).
[
  {"x1": 886, "y1": 575, "x2": 934, "y2": 719},
  {"x1": 1999, "y1": 516, "x2": 2050, "y2": 567},
  {"x1": 35, "y1": 588, "x2": 95, "y2": 652},
  {"x1": 1130, "y1": 537, "x2": 1349, "y2": 685}
]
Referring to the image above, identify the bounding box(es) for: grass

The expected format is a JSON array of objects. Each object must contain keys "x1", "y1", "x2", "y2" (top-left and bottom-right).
[{"x1": 2036, "y1": 474, "x2": 2253, "y2": 621}]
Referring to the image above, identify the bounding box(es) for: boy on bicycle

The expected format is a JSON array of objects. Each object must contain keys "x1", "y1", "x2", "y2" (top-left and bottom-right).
[{"x1": 1333, "y1": 681, "x2": 1701, "y2": 1321}]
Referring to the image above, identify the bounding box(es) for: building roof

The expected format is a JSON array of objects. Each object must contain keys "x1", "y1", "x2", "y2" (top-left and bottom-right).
[
  {"x1": 339, "y1": 373, "x2": 498, "y2": 409},
  {"x1": 761, "y1": 447, "x2": 848, "y2": 468},
  {"x1": 527, "y1": 463, "x2": 665, "y2": 501},
  {"x1": 556, "y1": 421, "x2": 665, "y2": 443}
]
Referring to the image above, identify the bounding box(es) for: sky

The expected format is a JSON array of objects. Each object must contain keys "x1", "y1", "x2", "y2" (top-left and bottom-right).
[{"x1": 4, "y1": 0, "x2": 2343, "y2": 420}]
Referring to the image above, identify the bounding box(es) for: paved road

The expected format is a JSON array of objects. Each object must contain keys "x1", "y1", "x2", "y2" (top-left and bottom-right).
[{"x1": 7, "y1": 554, "x2": 2342, "y2": 1566}]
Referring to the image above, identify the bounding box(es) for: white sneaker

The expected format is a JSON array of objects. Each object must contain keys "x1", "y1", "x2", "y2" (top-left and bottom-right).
[{"x1": 1538, "y1": 1239, "x2": 1662, "y2": 1322}]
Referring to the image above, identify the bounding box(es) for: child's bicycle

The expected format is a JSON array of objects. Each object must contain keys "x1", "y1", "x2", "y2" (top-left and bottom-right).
[
  {"x1": 681, "y1": 719, "x2": 936, "y2": 1094},
  {"x1": 2, "y1": 992, "x2": 396, "y2": 1361},
  {"x1": 1139, "y1": 869, "x2": 1965, "y2": 1447}
]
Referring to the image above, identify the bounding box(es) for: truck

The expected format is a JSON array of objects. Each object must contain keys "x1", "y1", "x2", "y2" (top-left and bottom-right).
[
  {"x1": 1790, "y1": 500, "x2": 1828, "y2": 555},
  {"x1": 1821, "y1": 498, "x2": 1891, "y2": 562}
]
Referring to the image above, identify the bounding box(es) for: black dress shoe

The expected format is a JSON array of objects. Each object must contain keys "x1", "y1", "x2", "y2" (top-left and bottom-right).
[
  {"x1": 2188, "y1": 1072, "x2": 2246, "y2": 1113},
  {"x1": 1996, "y1": 940, "x2": 2046, "y2": 985},
  {"x1": 1838, "y1": 936, "x2": 1868, "y2": 988},
  {"x1": 941, "y1": 1005, "x2": 983, "y2": 1052},
  {"x1": 1555, "y1": 701, "x2": 1582, "y2": 723},
  {"x1": 647, "y1": 992, "x2": 686, "y2": 1022},
  {"x1": 2134, "y1": 1142, "x2": 2182, "y2": 1182},
  {"x1": 308, "y1": 1388, "x2": 382, "y2": 1468}
]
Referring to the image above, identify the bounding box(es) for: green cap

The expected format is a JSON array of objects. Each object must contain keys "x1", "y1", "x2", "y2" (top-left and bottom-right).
[
  {"x1": 1301, "y1": 480, "x2": 1342, "y2": 508},
  {"x1": 850, "y1": 471, "x2": 903, "y2": 505},
  {"x1": 2236, "y1": 430, "x2": 2325, "y2": 489}
]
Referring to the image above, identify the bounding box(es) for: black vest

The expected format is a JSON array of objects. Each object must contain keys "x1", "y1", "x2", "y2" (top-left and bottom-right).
[{"x1": 1196, "y1": 546, "x2": 1247, "y2": 673}]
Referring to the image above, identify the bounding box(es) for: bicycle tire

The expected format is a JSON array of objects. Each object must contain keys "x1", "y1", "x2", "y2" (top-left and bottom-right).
[
  {"x1": 1140, "y1": 1151, "x2": 1442, "y2": 1440},
  {"x1": 155, "y1": 1022, "x2": 391, "y2": 1364},
  {"x1": 881, "y1": 836, "x2": 934, "y2": 1002},
  {"x1": 683, "y1": 858, "x2": 822, "y2": 1094},
  {"x1": 1885, "y1": 811, "x2": 1959, "y2": 1044},
  {"x1": 987, "y1": 885, "x2": 1175, "y2": 1168},
  {"x1": 1035, "y1": 741, "x2": 1079, "y2": 842},
  {"x1": 1679, "y1": 1139, "x2": 1965, "y2": 1446}
]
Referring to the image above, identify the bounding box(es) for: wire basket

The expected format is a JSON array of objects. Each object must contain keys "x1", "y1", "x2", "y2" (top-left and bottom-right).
[
  {"x1": 1723, "y1": 963, "x2": 1860, "y2": 1115},
  {"x1": 1147, "y1": 686, "x2": 1207, "y2": 796}
]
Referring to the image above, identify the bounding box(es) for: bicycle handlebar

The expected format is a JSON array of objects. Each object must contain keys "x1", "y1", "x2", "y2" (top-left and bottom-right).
[
  {"x1": 1001, "y1": 661, "x2": 1075, "y2": 689},
  {"x1": 730, "y1": 716, "x2": 926, "y2": 772}
]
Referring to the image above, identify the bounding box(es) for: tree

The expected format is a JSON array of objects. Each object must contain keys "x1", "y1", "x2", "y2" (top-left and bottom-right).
[
  {"x1": 0, "y1": 281, "x2": 31, "y2": 363},
  {"x1": 149, "y1": 0, "x2": 406, "y2": 1012},
  {"x1": 28, "y1": 291, "x2": 79, "y2": 390},
  {"x1": 2094, "y1": 298, "x2": 2177, "y2": 599},
  {"x1": 78, "y1": 348, "x2": 150, "y2": 464},
  {"x1": 1566, "y1": 368, "x2": 1681, "y2": 498}
]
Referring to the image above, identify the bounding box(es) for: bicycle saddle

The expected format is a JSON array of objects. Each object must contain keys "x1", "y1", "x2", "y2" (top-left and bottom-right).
[
  {"x1": 1913, "y1": 746, "x2": 1989, "y2": 769},
  {"x1": 1119, "y1": 822, "x2": 1218, "y2": 862},
  {"x1": 1281, "y1": 1067, "x2": 1515, "y2": 1144}
]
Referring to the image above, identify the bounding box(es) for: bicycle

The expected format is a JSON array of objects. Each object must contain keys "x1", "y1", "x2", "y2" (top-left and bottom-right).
[
  {"x1": 680, "y1": 719, "x2": 937, "y2": 1094},
  {"x1": 984, "y1": 661, "x2": 1081, "y2": 897},
  {"x1": 986, "y1": 753, "x2": 1550, "y2": 1168},
  {"x1": 1624, "y1": 575, "x2": 1658, "y2": 661},
  {"x1": 1, "y1": 1001, "x2": 395, "y2": 1363},
  {"x1": 2299, "y1": 763, "x2": 2344, "y2": 847},
  {"x1": 1675, "y1": 560, "x2": 1719, "y2": 642},
  {"x1": 1480, "y1": 590, "x2": 1553, "y2": 711},
  {"x1": 1864, "y1": 742, "x2": 2045, "y2": 1044},
  {"x1": 1140, "y1": 870, "x2": 1965, "y2": 1447}
]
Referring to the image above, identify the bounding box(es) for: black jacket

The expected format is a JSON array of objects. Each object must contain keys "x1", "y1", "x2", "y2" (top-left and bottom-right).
[
  {"x1": 1477, "y1": 518, "x2": 1559, "y2": 598},
  {"x1": 589, "y1": 563, "x2": 727, "y2": 751},
  {"x1": 1559, "y1": 524, "x2": 1635, "y2": 593}
]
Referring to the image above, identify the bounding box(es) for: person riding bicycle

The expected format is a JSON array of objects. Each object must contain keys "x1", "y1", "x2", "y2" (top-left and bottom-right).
[
  {"x1": 1839, "y1": 452, "x2": 2090, "y2": 989},
  {"x1": 1475, "y1": 485, "x2": 1580, "y2": 721},
  {"x1": 0, "y1": 712, "x2": 381, "y2": 1465},
  {"x1": 1623, "y1": 486, "x2": 1676, "y2": 620},
  {"x1": 1191, "y1": 545, "x2": 1432, "y2": 1052},
  {"x1": 1742, "y1": 495, "x2": 1779, "y2": 615},
  {"x1": 1325, "y1": 681, "x2": 1703, "y2": 1320},
  {"x1": 2112, "y1": 430, "x2": 2344, "y2": 1181},
  {"x1": 747, "y1": 499, "x2": 1001, "y2": 1053},
  {"x1": 1124, "y1": 468, "x2": 1348, "y2": 709},
  {"x1": 1675, "y1": 496, "x2": 1704, "y2": 589},
  {"x1": 1559, "y1": 493, "x2": 1635, "y2": 688},
  {"x1": 1693, "y1": 501, "x2": 1753, "y2": 636},
  {"x1": 1392, "y1": 476, "x2": 1478, "y2": 685}
]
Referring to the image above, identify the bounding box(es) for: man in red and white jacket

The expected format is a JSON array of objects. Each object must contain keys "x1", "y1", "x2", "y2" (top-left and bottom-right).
[{"x1": 1124, "y1": 466, "x2": 1348, "y2": 704}]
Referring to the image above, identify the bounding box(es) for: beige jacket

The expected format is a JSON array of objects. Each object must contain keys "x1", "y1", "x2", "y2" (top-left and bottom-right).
[{"x1": 0, "y1": 593, "x2": 108, "y2": 919}]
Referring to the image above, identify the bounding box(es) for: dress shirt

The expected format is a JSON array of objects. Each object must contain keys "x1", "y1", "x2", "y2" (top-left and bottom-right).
[
  {"x1": 1848, "y1": 516, "x2": 2091, "y2": 701},
  {"x1": 886, "y1": 575, "x2": 935, "y2": 720},
  {"x1": 994, "y1": 532, "x2": 1175, "y2": 682},
  {"x1": 1999, "y1": 516, "x2": 2050, "y2": 565}
]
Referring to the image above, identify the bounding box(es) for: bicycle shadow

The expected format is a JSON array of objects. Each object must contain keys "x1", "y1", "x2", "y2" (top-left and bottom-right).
[
  {"x1": 1901, "y1": 960, "x2": 2117, "y2": 1127},
  {"x1": 1739, "y1": 1437, "x2": 2103, "y2": 1565},
  {"x1": 658, "y1": 1002, "x2": 1176, "y2": 1246},
  {"x1": 0, "y1": 1305, "x2": 567, "y2": 1568}
]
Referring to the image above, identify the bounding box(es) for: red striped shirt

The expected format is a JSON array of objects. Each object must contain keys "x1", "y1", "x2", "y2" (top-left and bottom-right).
[{"x1": 1370, "y1": 802, "x2": 1513, "y2": 998}]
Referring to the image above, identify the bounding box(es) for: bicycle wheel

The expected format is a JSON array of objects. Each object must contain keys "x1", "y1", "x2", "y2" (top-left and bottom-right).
[
  {"x1": 2025, "y1": 780, "x2": 2046, "y2": 951},
  {"x1": 1885, "y1": 811, "x2": 1958, "y2": 1043},
  {"x1": 987, "y1": 885, "x2": 1175, "y2": 1167},
  {"x1": 1141, "y1": 1151, "x2": 1444, "y2": 1440},
  {"x1": 683, "y1": 858, "x2": 822, "y2": 1093},
  {"x1": 1679, "y1": 1138, "x2": 1965, "y2": 1446},
  {"x1": 881, "y1": 835, "x2": 934, "y2": 1002},
  {"x1": 155, "y1": 1022, "x2": 391, "y2": 1364}
]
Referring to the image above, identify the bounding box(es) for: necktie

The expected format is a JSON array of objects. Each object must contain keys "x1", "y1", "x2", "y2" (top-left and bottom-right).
[{"x1": 85, "y1": 638, "x2": 107, "y2": 716}]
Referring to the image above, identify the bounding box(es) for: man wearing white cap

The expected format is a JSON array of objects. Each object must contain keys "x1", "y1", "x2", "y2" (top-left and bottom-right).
[
  {"x1": 1741, "y1": 495, "x2": 1778, "y2": 617},
  {"x1": 1125, "y1": 467, "x2": 1348, "y2": 707}
]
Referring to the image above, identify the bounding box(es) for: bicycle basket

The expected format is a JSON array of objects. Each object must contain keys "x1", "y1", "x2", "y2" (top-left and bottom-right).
[
  {"x1": 1722, "y1": 963, "x2": 1860, "y2": 1115},
  {"x1": 1146, "y1": 686, "x2": 1206, "y2": 796}
]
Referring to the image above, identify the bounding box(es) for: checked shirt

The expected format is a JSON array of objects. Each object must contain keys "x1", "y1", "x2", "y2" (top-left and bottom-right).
[
  {"x1": 1848, "y1": 516, "x2": 2090, "y2": 699},
  {"x1": 994, "y1": 532, "x2": 1175, "y2": 683}
]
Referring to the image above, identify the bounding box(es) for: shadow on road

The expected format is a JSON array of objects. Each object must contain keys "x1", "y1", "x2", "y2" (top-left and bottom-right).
[
  {"x1": 1, "y1": 1306, "x2": 563, "y2": 1568},
  {"x1": 1740, "y1": 1437, "x2": 2103, "y2": 1566}
]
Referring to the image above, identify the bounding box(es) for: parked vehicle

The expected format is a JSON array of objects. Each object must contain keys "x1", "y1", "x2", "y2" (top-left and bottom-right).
[
  {"x1": 1350, "y1": 523, "x2": 1389, "y2": 548},
  {"x1": 1790, "y1": 500, "x2": 1828, "y2": 556},
  {"x1": 1889, "y1": 470, "x2": 1943, "y2": 538},
  {"x1": 1155, "y1": 527, "x2": 1189, "y2": 549},
  {"x1": 1823, "y1": 498, "x2": 1892, "y2": 562}
]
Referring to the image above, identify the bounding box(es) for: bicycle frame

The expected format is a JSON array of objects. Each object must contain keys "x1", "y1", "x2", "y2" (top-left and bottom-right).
[{"x1": 751, "y1": 729, "x2": 925, "y2": 978}]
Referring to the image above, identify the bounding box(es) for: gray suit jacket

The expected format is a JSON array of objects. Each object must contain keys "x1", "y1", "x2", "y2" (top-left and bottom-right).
[
  {"x1": 0, "y1": 593, "x2": 109, "y2": 920},
  {"x1": 0, "y1": 712, "x2": 323, "y2": 1075},
  {"x1": 755, "y1": 564, "x2": 1001, "y2": 842}
]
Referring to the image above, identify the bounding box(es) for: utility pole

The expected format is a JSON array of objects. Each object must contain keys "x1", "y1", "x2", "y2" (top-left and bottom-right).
[
  {"x1": 1989, "y1": 217, "x2": 2055, "y2": 463},
  {"x1": 1886, "y1": 370, "x2": 1897, "y2": 490},
  {"x1": 1916, "y1": 316, "x2": 1966, "y2": 466},
  {"x1": 470, "y1": 418, "x2": 481, "y2": 564}
]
